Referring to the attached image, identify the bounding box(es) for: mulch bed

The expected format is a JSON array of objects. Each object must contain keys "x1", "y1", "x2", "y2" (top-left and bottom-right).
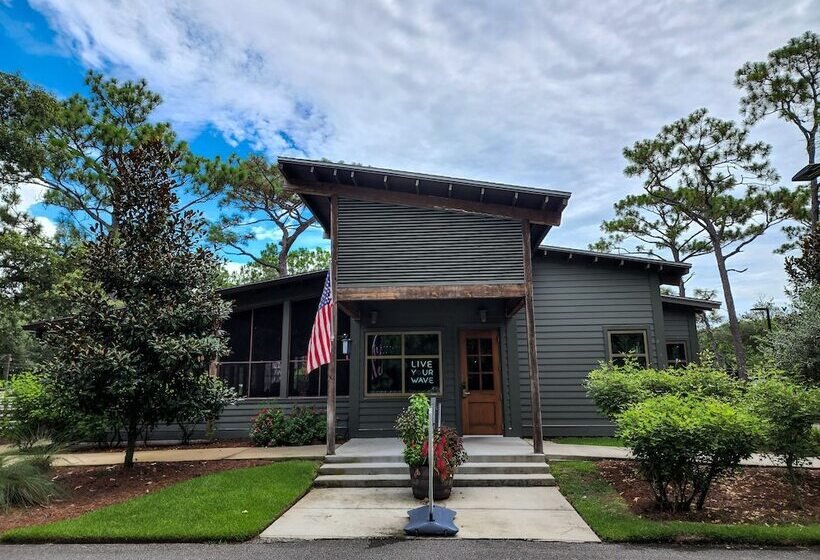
[
  {"x1": 0, "y1": 459, "x2": 272, "y2": 533},
  {"x1": 598, "y1": 459, "x2": 820, "y2": 525}
]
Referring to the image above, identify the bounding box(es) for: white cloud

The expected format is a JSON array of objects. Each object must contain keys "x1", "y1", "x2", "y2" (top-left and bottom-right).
[
  {"x1": 223, "y1": 261, "x2": 245, "y2": 275},
  {"x1": 27, "y1": 0, "x2": 820, "y2": 311},
  {"x1": 250, "y1": 226, "x2": 280, "y2": 241},
  {"x1": 34, "y1": 215, "x2": 57, "y2": 238}
]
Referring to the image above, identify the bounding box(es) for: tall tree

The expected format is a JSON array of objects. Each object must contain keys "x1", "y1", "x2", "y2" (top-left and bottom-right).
[
  {"x1": 592, "y1": 195, "x2": 711, "y2": 296},
  {"x1": 736, "y1": 31, "x2": 820, "y2": 230},
  {"x1": 0, "y1": 71, "x2": 221, "y2": 238},
  {"x1": 207, "y1": 155, "x2": 317, "y2": 277},
  {"x1": 43, "y1": 141, "x2": 233, "y2": 467},
  {"x1": 624, "y1": 108, "x2": 799, "y2": 377}
]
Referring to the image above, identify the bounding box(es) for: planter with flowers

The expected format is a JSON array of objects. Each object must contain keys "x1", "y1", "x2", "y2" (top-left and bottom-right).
[{"x1": 395, "y1": 394, "x2": 467, "y2": 500}]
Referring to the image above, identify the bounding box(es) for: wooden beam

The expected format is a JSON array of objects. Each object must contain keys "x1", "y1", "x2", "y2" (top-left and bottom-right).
[
  {"x1": 337, "y1": 301, "x2": 361, "y2": 321},
  {"x1": 338, "y1": 284, "x2": 526, "y2": 301},
  {"x1": 284, "y1": 181, "x2": 563, "y2": 226},
  {"x1": 327, "y1": 194, "x2": 339, "y2": 455},
  {"x1": 522, "y1": 220, "x2": 544, "y2": 454},
  {"x1": 505, "y1": 297, "x2": 526, "y2": 318}
]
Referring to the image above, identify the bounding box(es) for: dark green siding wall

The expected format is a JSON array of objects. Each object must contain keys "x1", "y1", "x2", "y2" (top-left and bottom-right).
[
  {"x1": 662, "y1": 306, "x2": 700, "y2": 361},
  {"x1": 516, "y1": 257, "x2": 663, "y2": 437},
  {"x1": 337, "y1": 197, "x2": 524, "y2": 287}
]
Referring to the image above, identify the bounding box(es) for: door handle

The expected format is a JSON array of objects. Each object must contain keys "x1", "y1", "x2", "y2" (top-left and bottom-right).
[{"x1": 461, "y1": 388, "x2": 471, "y2": 398}]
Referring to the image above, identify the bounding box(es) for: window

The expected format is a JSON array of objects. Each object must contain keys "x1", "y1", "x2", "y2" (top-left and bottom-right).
[
  {"x1": 666, "y1": 341, "x2": 688, "y2": 368},
  {"x1": 287, "y1": 298, "x2": 350, "y2": 397},
  {"x1": 607, "y1": 330, "x2": 650, "y2": 367},
  {"x1": 365, "y1": 332, "x2": 441, "y2": 396},
  {"x1": 218, "y1": 304, "x2": 283, "y2": 397}
]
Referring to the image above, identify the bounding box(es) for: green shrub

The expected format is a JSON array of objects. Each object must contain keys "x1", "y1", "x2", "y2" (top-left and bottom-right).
[
  {"x1": 0, "y1": 451, "x2": 62, "y2": 509},
  {"x1": 0, "y1": 373, "x2": 51, "y2": 442},
  {"x1": 249, "y1": 407, "x2": 326, "y2": 447},
  {"x1": 746, "y1": 373, "x2": 820, "y2": 499},
  {"x1": 282, "y1": 407, "x2": 325, "y2": 446},
  {"x1": 586, "y1": 360, "x2": 742, "y2": 420},
  {"x1": 585, "y1": 360, "x2": 676, "y2": 419},
  {"x1": 249, "y1": 408, "x2": 287, "y2": 447},
  {"x1": 617, "y1": 395, "x2": 759, "y2": 512}
]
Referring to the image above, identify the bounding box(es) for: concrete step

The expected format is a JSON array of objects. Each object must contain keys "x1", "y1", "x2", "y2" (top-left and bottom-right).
[
  {"x1": 313, "y1": 472, "x2": 555, "y2": 488},
  {"x1": 324, "y1": 453, "x2": 547, "y2": 464},
  {"x1": 318, "y1": 461, "x2": 550, "y2": 476}
]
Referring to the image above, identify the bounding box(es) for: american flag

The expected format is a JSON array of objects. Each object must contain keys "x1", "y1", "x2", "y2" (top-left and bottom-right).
[{"x1": 306, "y1": 273, "x2": 333, "y2": 373}]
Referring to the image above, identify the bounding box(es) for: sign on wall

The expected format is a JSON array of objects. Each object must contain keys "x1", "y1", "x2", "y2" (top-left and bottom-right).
[{"x1": 405, "y1": 358, "x2": 440, "y2": 392}]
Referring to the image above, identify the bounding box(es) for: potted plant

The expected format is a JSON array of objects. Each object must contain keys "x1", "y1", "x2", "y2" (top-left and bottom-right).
[{"x1": 395, "y1": 394, "x2": 467, "y2": 500}]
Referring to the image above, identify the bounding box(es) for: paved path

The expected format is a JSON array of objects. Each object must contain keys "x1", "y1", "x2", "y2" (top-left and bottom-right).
[
  {"x1": 53, "y1": 445, "x2": 325, "y2": 467},
  {"x1": 540, "y1": 441, "x2": 820, "y2": 468},
  {"x1": 52, "y1": 440, "x2": 820, "y2": 468},
  {"x1": 260, "y1": 486, "x2": 599, "y2": 541},
  {"x1": 2, "y1": 541, "x2": 816, "y2": 560}
]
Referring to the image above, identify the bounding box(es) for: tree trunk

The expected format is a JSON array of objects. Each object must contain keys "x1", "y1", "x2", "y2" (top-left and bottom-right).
[
  {"x1": 808, "y1": 136, "x2": 817, "y2": 228},
  {"x1": 278, "y1": 237, "x2": 290, "y2": 277},
  {"x1": 678, "y1": 278, "x2": 686, "y2": 297},
  {"x1": 699, "y1": 312, "x2": 724, "y2": 368},
  {"x1": 123, "y1": 415, "x2": 139, "y2": 468},
  {"x1": 711, "y1": 239, "x2": 747, "y2": 378}
]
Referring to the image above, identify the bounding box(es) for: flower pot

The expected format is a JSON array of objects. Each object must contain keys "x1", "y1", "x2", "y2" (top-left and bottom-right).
[{"x1": 409, "y1": 466, "x2": 453, "y2": 500}]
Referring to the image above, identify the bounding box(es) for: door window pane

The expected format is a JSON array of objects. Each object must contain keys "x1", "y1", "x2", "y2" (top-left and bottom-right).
[{"x1": 481, "y1": 373, "x2": 495, "y2": 391}]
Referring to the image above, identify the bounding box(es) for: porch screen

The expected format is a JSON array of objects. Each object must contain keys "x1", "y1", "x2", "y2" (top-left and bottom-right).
[
  {"x1": 365, "y1": 332, "x2": 441, "y2": 396},
  {"x1": 218, "y1": 304, "x2": 283, "y2": 398}
]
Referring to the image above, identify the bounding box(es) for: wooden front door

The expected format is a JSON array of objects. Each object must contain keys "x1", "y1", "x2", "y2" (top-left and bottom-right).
[{"x1": 459, "y1": 330, "x2": 503, "y2": 435}]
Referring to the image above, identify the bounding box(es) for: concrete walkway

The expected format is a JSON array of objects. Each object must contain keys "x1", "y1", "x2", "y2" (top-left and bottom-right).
[
  {"x1": 259, "y1": 486, "x2": 599, "y2": 542},
  {"x1": 540, "y1": 440, "x2": 820, "y2": 468},
  {"x1": 52, "y1": 444, "x2": 325, "y2": 467},
  {"x1": 52, "y1": 439, "x2": 819, "y2": 468}
]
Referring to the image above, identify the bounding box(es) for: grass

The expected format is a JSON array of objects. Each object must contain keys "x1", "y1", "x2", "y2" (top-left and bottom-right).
[
  {"x1": 551, "y1": 460, "x2": 820, "y2": 545},
  {"x1": 550, "y1": 436, "x2": 624, "y2": 447},
  {"x1": 1, "y1": 460, "x2": 318, "y2": 543}
]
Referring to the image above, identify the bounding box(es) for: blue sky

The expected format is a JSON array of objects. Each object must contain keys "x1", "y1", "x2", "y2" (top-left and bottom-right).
[{"x1": 2, "y1": 0, "x2": 819, "y2": 313}]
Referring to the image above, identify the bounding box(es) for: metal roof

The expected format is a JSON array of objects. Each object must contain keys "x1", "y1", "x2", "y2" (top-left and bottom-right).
[
  {"x1": 538, "y1": 245, "x2": 691, "y2": 285},
  {"x1": 661, "y1": 294, "x2": 721, "y2": 311},
  {"x1": 792, "y1": 163, "x2": 820, "y2": 181},
  {"x1": 217, "y1": 269, "x2": 327, "y2": 297},
  {"x1": 278, "y1": 157, "x2": 572, "y2": 247}
]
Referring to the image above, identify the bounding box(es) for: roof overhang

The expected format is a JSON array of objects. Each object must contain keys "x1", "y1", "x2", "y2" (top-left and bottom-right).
[
  {"x1": 661, "y1": 294, "x2": 721, "y2": 311},
  {"x1": 539, "y1": 245, "x2": 691, "y2": 286},
  {"x1": 217, "y1": 269, "x2": 328, "y2": 297},
  {"x1": 278, "y1": 158, "x2": 571, "y2": 247},
  {"x1": 792, "y1": 163, "x2": 820, "y2": 182}
]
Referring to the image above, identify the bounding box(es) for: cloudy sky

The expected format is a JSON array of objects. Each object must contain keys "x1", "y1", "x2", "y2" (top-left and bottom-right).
[{"x1": 2, "y1": 0, "x2": 819, "y2": 313}]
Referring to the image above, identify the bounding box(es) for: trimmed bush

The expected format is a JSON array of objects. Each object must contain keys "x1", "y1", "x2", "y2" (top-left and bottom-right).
[
  {"x1": 746, "y1": 373, "x2": 820, "y2": 499},
  {"x1": 617, "y1": 395, "x2": 759, "y2": 512},
  {"x1": 395, "y1": 394, "x2": 430, "y2": 467},
  {"x1": 586, "y1": 360, "x2": 742, "y2": 420},
  {"x1": 249, "y1": 408, "x2": 287, "y2": 447},
  {"x1": 249, "y1": 407, "x2": 325, "y2": 447},
  {"x1": 282, "y1": 407, "x2": 326, "y2": 446}
]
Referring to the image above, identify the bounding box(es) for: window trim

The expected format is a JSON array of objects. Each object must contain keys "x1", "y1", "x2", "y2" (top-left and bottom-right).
[
  {"x1": 363, "y1": 330, "x2": 443, "y2": 398},
  {"x1": 606, "y1": 328, "x2": 651, "y2": 366},
  {"x1": 665, "y1": 340, "x2": 689, "y2": 367}
]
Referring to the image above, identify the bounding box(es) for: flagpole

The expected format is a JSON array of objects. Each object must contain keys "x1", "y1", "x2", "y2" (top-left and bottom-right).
[{"x1": 327, "y1": 194, "x2": 338, "y2": 455}]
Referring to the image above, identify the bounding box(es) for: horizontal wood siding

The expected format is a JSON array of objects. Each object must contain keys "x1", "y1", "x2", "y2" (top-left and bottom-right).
[
  {"x1": 517, "y1": 258, "x2": 662, "y2": 436},
  {"x1": 337, "y1": 197, "x2": 524, "y2": 287},
  {"x1": 148, "y1": 398, "x2": 350, "y2": 441}
]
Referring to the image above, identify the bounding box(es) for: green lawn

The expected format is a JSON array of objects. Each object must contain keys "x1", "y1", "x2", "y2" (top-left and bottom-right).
[
  {"x1": 551, "y1": 460, "x2": 820, "y2": 545},
  {"x1": 550, "y1": 436, "x2": 624, "y2": 447},
  {"x1": 2, "y1": 461, "x2": 317, "y2": 543}
]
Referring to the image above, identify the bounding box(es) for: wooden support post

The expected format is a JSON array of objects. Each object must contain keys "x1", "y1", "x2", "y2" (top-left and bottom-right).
[
  {"x1": 522, "y1": 221, "x2": 544, "y2": 454},
  {"x1": 327, "y1": 195, "x2": 339, "y2": 455}
]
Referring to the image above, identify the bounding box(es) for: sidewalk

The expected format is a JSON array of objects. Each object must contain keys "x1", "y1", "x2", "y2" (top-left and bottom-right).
[
  {"x1": 51, "y1": 440, "x2": 819, "y2": 468},
  {"x1": 540, "y1": 440, "x2": 820, "y2": 468},
  {"x1": 53, "y1": 444, "x2": 325, "y2": 467}
]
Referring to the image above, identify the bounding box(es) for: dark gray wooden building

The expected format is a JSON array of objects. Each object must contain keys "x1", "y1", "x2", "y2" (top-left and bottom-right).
[{"x1": 209, "y1": 159, "x2": 719, "y2": 449}]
